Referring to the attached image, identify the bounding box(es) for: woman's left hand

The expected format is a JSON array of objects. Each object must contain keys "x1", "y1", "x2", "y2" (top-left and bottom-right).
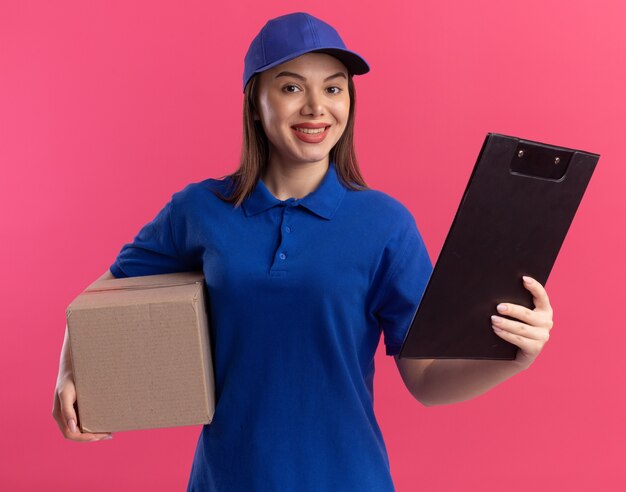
[{"x1": 491, "y1": 276, "x2": 554, "y2": 370}]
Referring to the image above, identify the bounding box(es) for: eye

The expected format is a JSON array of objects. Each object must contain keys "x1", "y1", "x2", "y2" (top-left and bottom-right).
[
  {"x1": 326, "y1": 86, "x2": 344, "y2": 95},
  {"x1": 282, "y1": 84, "x2": 301, "y2": 93}
]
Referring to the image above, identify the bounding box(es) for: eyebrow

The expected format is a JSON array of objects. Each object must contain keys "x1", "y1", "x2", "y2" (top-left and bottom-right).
[{"x1": 274, "y1": 71, "x2": 348, "y2": 82}]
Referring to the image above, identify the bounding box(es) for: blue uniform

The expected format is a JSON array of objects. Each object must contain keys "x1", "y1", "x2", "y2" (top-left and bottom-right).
[{"x1": 110, "y1": 161, "x2": 432, "y2": 491}]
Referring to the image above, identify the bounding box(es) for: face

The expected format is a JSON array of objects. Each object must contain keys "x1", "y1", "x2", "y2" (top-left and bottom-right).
[{"x1": 254, "y1": 52, "x2": 351, "y2": 169}]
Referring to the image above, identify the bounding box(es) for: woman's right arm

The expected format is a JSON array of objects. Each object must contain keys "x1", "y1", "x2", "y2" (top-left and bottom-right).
[{"x1": 52, "y1": 269, "x2": 115, "y2": 442}]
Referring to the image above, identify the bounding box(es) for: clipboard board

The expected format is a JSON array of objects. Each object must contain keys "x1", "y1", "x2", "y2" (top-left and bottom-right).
[{"x1": 398, "y1": 133, "x2": 599, "y2": 360}]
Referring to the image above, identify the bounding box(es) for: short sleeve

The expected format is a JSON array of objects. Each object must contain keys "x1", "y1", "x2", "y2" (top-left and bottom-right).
[
  {"x1": 109, "y1": 194, "x2": 195, "y2": 278},
  {"x1": 372, "y1": 218, "x2": 433, "y2": 356}
]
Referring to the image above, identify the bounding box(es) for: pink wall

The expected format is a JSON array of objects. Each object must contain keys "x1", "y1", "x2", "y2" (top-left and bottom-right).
[{"x1": 1, "y1": 0, "x2": 624, "y2": 490}]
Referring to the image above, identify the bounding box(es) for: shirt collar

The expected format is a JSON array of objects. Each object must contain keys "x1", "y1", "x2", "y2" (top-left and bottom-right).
[{"x1": 242, "y1": 161, "x2": 346, "y2": 220}]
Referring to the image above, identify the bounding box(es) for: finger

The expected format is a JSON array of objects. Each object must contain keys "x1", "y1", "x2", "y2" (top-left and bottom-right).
[
  {"x1": 66, "y1": 429, "x2": 113, "y2": 442},
  {"x1": 57, "y1": 387, "x2": 113, "y2": 442},
  {"x1": 496, "y1": 302, "x2": 540, "y2": 326},
  {"x1": 78, "y1": 432, "x2": 114, "y2": 442},
  {"x1": 60, "y1": 414, "x2": 114, "y2": 442},
  {"x1": 58, "y1": 385, "x2": 79, "y2": 434},
  {"x1": 495, "y1": 303, "x2": 553, "y2": 330},
  {"x1": 491, "y1": 324, "x2": 545, "y2": 357},
  {"x1": 491, "y1": 315, "x2": 551, "y2": 341},
  {"x1": 53, "y1": 388, "x2": 79, "y2": 437},
  {"x1": 522, "y1": 276, "x2": 552, "y2": 314},
  {"x1": 52, "y1": 392, "x2": 70, "y2": 434}
]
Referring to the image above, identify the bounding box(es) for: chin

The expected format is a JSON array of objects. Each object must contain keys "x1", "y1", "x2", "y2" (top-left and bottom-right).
[
  {"x1": 297, "y1": 143, "x2": 339, "y2": 161},
  {"x1": 297, "y1": 152, "x2": 333, "y2": 164}
]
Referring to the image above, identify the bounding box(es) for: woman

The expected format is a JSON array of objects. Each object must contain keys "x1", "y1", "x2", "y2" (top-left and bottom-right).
[{"x1": 53, "y1": 12, "x2": 553, "y2": 491}]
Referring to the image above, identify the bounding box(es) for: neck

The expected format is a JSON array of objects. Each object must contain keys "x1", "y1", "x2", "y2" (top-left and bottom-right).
[{"x1": 262, "y1": 156, "x2": 330, "y2": 201}]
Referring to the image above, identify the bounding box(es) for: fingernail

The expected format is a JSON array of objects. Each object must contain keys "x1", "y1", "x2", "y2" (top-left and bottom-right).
[
  {"x1": 492, "y1": 325, "x2": 503, "y2": 332},
  {"x1": 101, "y1": 435, "x2": 113, "y2": 440},
  {"x1": 68, "y1": 419, "x2": 77, "y2": 433},
  {"x1": 523, "y1": 276, "x2": 532, "y2": 284},
  {"x1": 496, "y1": 304, "x2": 507, "y2": 312},
  {"x1": 491, "y1": 315, "x2": 502, "y2": 323}
]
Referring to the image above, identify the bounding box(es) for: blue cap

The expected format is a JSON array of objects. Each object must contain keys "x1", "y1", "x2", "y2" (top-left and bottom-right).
[{"x1": 243, "y1": 12, "x2": 370, "y2": 92}]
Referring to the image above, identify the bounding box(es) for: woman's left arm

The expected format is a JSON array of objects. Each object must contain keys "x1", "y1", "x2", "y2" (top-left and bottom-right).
[{"x1": 394, "y1": 276, "x2": 554, "y2": 407}]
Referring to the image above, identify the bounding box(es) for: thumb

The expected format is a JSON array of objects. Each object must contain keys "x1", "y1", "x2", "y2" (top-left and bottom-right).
[{"x1": 59, "y1": 381, "x2": 79, "y2": 433}]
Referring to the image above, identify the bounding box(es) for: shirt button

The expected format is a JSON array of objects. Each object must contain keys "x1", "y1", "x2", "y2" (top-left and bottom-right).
[
  {"x1": 279, "y1": 252, "x2": 287, "y2": 260},
  {"x1": 285, "y1": 226, "x2": 291, "y2": 233}
]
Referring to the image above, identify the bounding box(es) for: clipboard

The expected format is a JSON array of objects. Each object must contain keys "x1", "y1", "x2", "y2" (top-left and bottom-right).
[{"x1": 398, "y1": 133, "x2": 599, "y2": 360}]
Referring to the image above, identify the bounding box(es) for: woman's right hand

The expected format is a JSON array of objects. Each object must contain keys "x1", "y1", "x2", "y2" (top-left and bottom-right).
[
  {"x1": 52, "y1": 371, "x2": 113, "y2": 442},
  {"x1": 55, "y1": 271, "x2": 116, "y2": 442},
  {"x1": 52, "y1": 325, "x2": 113, "y2": 442}
]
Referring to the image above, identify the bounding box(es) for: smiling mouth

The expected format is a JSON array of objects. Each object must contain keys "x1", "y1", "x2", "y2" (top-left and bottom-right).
[
  {"x1": 292, "y1": 126, "x2": 331, "y2": 134},
  {"x1": 291, "y1": 125, "x2": 331, "y2": 143}
]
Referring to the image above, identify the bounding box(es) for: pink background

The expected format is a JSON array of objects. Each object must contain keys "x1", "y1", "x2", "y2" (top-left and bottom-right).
[{"x1": 1, "y1": 0, "x2": 624, "y2": 490}]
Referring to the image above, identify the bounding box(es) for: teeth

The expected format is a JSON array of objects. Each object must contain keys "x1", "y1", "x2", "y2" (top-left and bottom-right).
[{"x1": 294, "y1": 126, "x2": 327, "y2": 134}]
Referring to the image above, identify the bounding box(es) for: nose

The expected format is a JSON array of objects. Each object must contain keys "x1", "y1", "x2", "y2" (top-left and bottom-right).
[{"x1": 300, "y1": 91, "x2": 325, "y2": 117}]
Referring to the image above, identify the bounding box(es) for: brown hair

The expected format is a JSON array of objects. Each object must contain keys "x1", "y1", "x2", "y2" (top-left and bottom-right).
[{"x1": 214, "y1": 72, "x2": 369, "y2": 207}]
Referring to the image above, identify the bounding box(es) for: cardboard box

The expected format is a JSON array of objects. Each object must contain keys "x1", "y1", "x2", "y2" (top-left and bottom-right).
[{"x1": 66, "y1": 271, "x2": 215, "y2": 433}]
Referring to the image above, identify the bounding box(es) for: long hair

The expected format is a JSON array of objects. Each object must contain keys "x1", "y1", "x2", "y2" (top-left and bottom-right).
[{"x1": 214, "y1": 71, "x2": 369, "y2": 207}]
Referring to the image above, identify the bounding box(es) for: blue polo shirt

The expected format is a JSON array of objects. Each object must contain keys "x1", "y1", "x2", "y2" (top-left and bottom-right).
[{"x1": 110, "y1": 161, "x2": 432, "y2": 491}]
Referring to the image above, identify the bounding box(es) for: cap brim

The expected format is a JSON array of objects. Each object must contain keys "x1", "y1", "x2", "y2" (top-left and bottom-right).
[{"x1": 309, "y1": 48, "x2": 370, "y2": 75}]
